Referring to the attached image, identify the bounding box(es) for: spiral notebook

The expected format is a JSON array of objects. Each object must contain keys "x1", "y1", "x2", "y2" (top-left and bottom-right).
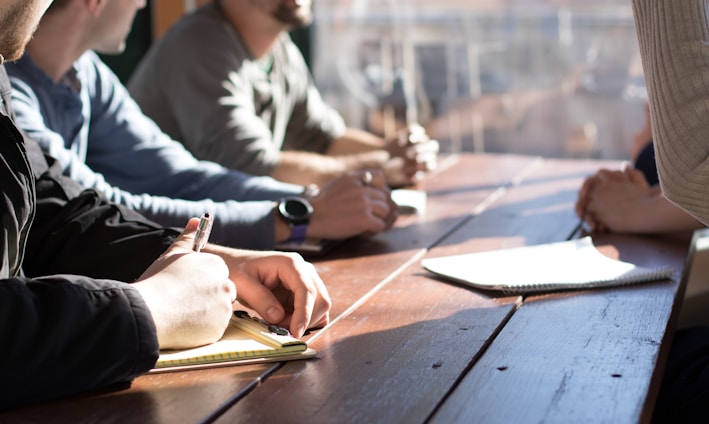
[
  {"x1": 151, "y1": 311, "x2": 316, "y2": 373},
  {"x1": 421, "y1": 237, "x2": 674, "y2": 295}
]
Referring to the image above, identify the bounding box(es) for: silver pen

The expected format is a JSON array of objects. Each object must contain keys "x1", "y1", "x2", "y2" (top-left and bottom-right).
[{"x1": 193, "y1": 213, "x2": 213, "y2": 252}]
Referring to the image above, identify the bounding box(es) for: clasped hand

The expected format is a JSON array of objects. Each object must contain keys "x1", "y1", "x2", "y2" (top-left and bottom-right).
[
  {"x1": 384, "y1": 123, "x2": 439, "y2": 187},
  {"x1": 308, "y1": 169, "x2": 398, "y2": 239},
  {"x1": 575, "y1": 166, "x2": 654, "y2": 233}
]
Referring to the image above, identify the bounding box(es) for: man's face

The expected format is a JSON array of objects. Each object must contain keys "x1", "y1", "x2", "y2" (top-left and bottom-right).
[
  {"x1": 0, "y1": 0, "x2": 53, "y2": 62},
  {"x1": 254, "y1": 0, "x2": 313, "y2": 29},
  {"x1": 92, "y1": 0, "x2": 146, "y2": 55}
]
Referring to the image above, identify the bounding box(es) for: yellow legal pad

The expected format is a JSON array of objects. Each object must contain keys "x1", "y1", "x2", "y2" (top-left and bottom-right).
[{"x1": 152, "y1": 311, "x2": 316, "y2": 372}]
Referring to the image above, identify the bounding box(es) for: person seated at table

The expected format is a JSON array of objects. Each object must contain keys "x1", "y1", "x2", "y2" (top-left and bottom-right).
[
  {"x1": 632, "y1": 0, "x2": 709, "y2": 421},
  {"x1": 0, "y1": 0, "x2": 330, "y2": 411},
  {"x1": 127, "y1": 0, "x2": 440, "y2": 188},
  {"x1": 574, "y1": 102, "x2": 703, "y2": 234},
  {"x1": 6, "y1": 0, "x2": 398, "y2": 252}
]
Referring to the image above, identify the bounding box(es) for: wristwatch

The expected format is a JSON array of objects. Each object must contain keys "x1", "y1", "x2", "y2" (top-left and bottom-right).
[{"x1": 277, "y1": 196, "x2": 313, "y2": 244}]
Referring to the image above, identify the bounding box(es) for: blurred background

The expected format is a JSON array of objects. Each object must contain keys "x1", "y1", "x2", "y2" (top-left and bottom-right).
[
  {"x1": 310, "y1": 0, "x2": 645, "y2": 159},
  {"x1": 119, "y1": 0, "x2": 646, "y2": 161}
]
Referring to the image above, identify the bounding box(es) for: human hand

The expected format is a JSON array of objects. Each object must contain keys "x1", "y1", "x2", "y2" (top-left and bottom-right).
[
  {"x1": 307, "y1": 169, "x2": 398, "y2": 239},
  {"x1": 134, "y1": 218, "x2": 235, "y2": 349},
  {"x1": 575, "y1": 168, "x2": 611, "y2": 230},
  {"x1": 384, "y1": 123, "x2": 439, "y2": 187},
  {"x1": 210, "y1": 249, "x2": 331, "y2": 338},
  {"x1": 579, "y1": 167, "x2": 654, "y2": 232}
]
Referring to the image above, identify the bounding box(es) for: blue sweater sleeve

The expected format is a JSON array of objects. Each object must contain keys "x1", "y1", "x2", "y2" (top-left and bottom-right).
[
  {"x1": 83, "y1": 52, "x2": 302, "y2": 202},
  {"x1": 7, "y1": 53, "x2": 303, "y2": 250}
]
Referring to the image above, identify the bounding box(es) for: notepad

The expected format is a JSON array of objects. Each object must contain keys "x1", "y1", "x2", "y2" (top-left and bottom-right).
[
  {"x1": 151, "y1": 311, "x2": 316, "y2": 372},
  {"x1": 421, "y1": 237, "x2": 674, "y2": 294}
]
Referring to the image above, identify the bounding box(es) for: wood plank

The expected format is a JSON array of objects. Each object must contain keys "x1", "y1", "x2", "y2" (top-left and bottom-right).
[
  {"x1": 430, "y1": 237, "x2": 690, "y2": 422},
  {"x1": 309, "y1": 154, "x2": 541, "y2": 319},
  {"x1": 426, "y1": 158, "x2": 689, "y2": 423},
  {"x1": 5, "y1": 155, "x2": 678, "y2": 424},
  {"x1": 0, "y1": 154, "x2": 535, "y2": 422},
  {"x1": 417, "y1": 157, "x2": 619, "y2": 270},
  {"x1": 214, "y1": 256, "x2": 519, "y2": 424},
  {"x1": 211, "y1": 157, "x2": 606, "y2": 423},
  {"x1": 0, "y1": 364, "x2": 274, "y2": 424}
]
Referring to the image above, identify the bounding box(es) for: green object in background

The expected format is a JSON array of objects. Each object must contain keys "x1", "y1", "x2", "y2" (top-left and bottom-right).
[
  {"x1": 290, "y1": 26, "x2": 311, "y2": 68},
  {"x1": 100, "y1": 5, "x2": 312, "y2": 85}
]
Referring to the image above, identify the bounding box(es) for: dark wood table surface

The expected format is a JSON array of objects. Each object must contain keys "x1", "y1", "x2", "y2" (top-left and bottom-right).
[{"x1": 1, "y1": 153, "x2": 691, "y2": 424}]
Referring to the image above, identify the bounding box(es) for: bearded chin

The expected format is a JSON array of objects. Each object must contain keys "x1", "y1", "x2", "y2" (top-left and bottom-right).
[
  {"x1": 273, "y1": 5, "x2": 313, "y2": 29},
  {"x1": 1, "y1": 3, "x2": 41, "y2": 63},
  {"x1": 2, "y1": 38, "x2": 28, "y2": 63}
]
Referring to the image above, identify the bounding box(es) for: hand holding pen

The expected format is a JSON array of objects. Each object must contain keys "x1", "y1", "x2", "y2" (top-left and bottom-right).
[
  {"x1": 134, "y1": 214, "x2": 235, "y2": 349},
  {"x1": 192, "y1": 213, "x2": 234, "y2": 304},
  {"x1": 193, "y1": 213, "x2": 213, "y2": 252}
]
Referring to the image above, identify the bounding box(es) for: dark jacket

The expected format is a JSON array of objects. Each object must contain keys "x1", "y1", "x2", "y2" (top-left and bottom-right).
[{"x1": 0, "y1": 66, "x2": 179, "y2": 410}]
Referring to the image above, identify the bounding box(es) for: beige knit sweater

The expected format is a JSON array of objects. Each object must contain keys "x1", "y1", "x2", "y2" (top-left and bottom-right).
[{"x1": 633, "y1": 0, "x2": 709, "y2": 225}]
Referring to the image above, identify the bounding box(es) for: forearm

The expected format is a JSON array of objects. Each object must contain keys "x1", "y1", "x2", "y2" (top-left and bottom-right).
[
  {"x1": 108, "y1": 192, "x2": 281, "y2": 250},
  {"x1": 273, "y1": 150, "x2": 388, "y2": 186},
  {"x1": 326, "y1": 128, "x2": 387, "y2": 155},
  {"x1": 632, "y1": 0, "x2": 709, "y2": 224},
  {"x1": 625, "y1": 194, "x2": 703, "y2": 234}
]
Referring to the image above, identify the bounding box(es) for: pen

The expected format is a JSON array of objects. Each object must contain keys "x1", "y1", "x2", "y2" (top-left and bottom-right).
[{"x1": 193, "y1": 213, "x2": 213, "y2": 252}]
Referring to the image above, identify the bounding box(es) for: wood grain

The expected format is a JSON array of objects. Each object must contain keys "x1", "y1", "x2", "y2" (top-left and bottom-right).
[{"x1": 2, "y1": 154, "x2": 688, "y2": 424}]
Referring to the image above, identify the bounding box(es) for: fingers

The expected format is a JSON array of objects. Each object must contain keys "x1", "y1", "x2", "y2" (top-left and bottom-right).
[
  {"x1": 355, "y1": 168, "x2": 387, "y2": 190},
  {"x1": 348, "y1": 169, "x2": 397, "y2": 225},
  {"x1": 234, "y1": 254, "x2": 331, "y2": 338},
  {"x1": 388, "y1": 124, "x2": 439, "y2": 177},
  {"x1": 407, "y1": 138, "x2": 439, "y2": 159},
  {"x1": 575, "y1": 177, "x2": 594, "y2": 218},
  {"x1": 360, "y1": 195, "x2": 399, "y2": 238},
  {"x1": 310, "y1": 171, "x2": 399, "y2": 239},
  {"x1": 595, "y1": 169, "x2": 612, "y2": 183},
  {"x1": 237, "y1": 280, "x2": 287, "y2": 326},
  {"x1": 383, "y1": 196, "x2": 399, "y2": 229},
  {"x1": 287, "y1": 262, "x2": 331, "y2": 336},
  {"x1": 577, "y1": 172, "x2": 610, "y2": 232},
  {"x1": 228, "y1": 281, "x2": 237, "y2": 306},
  {"x1": 364, "y1": 189, "x2": 398, "y2": 233},
  {"x1": 403, "y1": 138, "x2": 439, "y2": 177},
  {"x1": 164, "y1": 217, "x2": 201, "y2": 254},
  {"x1": 576, "y1": 165, "x2": 637, "y2": 234},
  {"x1": 169, "y1": 217, "x2": 237, "y2": 303}
]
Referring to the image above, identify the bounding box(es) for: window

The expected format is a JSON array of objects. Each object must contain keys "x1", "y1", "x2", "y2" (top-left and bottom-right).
[{"x1": 311, "y1": 1, "x2": 645, "y2": 159}]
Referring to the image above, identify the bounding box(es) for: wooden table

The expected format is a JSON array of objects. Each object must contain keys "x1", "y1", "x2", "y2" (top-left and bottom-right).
[{"x1": 0, "y1": 153, "x2": 691, "y2": 424}]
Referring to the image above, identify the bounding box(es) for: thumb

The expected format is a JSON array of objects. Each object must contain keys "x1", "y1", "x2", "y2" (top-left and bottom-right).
[{"x1": 169, "y1": 217, "x2": 201, "y2": 253}]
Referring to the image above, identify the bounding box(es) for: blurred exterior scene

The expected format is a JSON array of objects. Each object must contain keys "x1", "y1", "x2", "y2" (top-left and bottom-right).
[{"x1": 310, "y1": 0, "x2": 646, "y2": 159}]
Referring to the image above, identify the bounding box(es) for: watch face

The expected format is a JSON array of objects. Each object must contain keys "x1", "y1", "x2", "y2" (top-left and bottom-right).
[{"x1": 279, "y1": 197, "x2": 313, "y2": 224}]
